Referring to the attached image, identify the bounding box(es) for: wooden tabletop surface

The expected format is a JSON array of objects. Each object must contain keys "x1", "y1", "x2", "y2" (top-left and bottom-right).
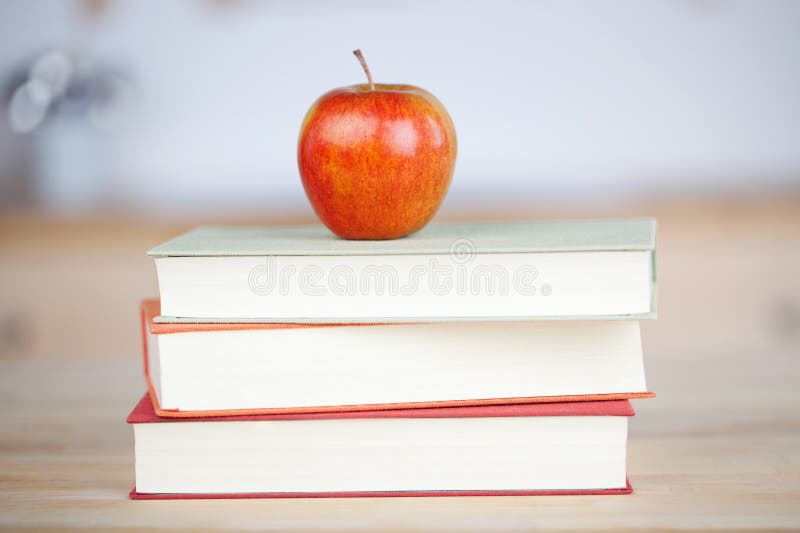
[{"x1": 1, "y1": 199, "x2": 799, "y2": 531}]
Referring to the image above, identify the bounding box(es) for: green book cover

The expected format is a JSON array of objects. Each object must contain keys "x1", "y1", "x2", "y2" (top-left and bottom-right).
[{"x1": 148, "y1": 219, "x2": 656, "y2": 257}]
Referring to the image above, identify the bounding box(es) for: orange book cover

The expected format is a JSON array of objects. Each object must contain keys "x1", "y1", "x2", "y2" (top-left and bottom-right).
[{"x1": 140, "y1": 299, "x2": 655, "y2": 418}]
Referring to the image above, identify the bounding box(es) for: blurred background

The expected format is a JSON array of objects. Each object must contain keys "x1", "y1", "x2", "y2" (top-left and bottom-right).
[
  {"x1": 2, "y1": 0, "x2": 800, "y2": 213},
  {"x1": 0, "y1": 0, "x2": 799, "y2": 371}
]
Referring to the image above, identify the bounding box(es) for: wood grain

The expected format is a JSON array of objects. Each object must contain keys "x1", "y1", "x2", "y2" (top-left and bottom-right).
[{"x1": 1, "y1": 199, "x2": 799, "y2": 531}]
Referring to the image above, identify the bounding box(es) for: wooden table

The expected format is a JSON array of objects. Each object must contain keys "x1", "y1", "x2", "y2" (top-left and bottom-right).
[{"x1": 1, "y1": 199, "x2": 799, "y2": 531}]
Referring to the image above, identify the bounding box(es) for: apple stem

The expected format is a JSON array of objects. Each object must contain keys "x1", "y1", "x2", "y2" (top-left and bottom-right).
[{"x1": 353, "y1": 49, "x2": 375, "y2": 91}]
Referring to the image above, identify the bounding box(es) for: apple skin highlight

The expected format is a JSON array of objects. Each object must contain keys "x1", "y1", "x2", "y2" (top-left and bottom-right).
[{"x1": 298, "y1": 83, "x2": 457, "y2": 240}]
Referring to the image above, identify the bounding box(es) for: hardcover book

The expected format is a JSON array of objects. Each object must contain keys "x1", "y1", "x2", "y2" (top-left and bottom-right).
[
  {"x1": 148, "y1": 219, "x2": 657, "y2": 322},
  {"x1": 140, "y1": 299, "x2": 653, "y2": 416},
  {"x1": 128, "y1": 394, "x2": 635, "y2": 498}
]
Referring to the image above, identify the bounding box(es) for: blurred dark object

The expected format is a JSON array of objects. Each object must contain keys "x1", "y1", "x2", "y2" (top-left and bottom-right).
[
  {"x1": 773, "y1": 299, "x2": 800, "y2": 341},
  {"x1": 4, "y1": 49, "x2": 132, "y2": 212},
  {"x1": 0, "y1": 310, "x2": 30, "y2": 359}
]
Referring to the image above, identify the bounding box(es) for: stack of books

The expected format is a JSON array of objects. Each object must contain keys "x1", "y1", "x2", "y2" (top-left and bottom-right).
[{"x1": 128, "y1": 219, "x2": 656, "y2": 498}]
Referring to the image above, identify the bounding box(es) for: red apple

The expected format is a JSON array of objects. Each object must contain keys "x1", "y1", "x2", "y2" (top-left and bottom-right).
[{"x1": 298, "y1": 50, "x2": 457, "y2": 240}]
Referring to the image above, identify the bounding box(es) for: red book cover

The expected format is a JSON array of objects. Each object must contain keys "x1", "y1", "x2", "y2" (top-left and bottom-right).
[
  {"x1": 130, "y1": 484, "x2": 632, "y2": 500},
  {"x1": 128, "y1": 391, "x2": 636, "y2": 424},
  {"x1": 140, "y1": 299, "x2": 654, "y2": 418},
  {"x1": 128, "y1": 393, "x2": 634, "y2": 499}
]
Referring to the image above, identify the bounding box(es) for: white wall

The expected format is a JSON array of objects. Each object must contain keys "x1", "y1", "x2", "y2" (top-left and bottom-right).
[{"x1": 1, "y1": 0, "x2": 799, "y2": 212}]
